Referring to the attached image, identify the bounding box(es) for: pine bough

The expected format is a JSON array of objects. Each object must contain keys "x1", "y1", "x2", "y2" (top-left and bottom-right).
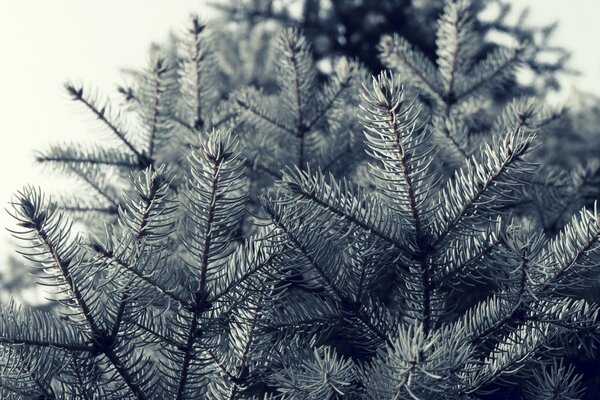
[{"x1": 2, "y1": 2, "x2": 599, "y2": 399}]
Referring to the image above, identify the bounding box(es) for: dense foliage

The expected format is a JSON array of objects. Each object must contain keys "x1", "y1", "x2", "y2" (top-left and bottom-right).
[{"x1": 3, "y1": 1, "x2": 600, "y2": 399}]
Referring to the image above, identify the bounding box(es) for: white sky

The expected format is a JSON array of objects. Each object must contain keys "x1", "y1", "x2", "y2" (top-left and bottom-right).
[
  {"x1": 0, "y1": 1, "x2": 208, "y2": 261},
  {"x1": 0, "y1": 0, "x2": 599, "y2": 264}
]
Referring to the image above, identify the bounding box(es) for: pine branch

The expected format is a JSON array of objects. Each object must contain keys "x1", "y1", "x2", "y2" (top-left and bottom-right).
[
  {"x1": 225, "y1": 291, "x2": 265, "y2": 400},
  {"x1": 456, "y1": 45, "x2": 523, "y2": 103},
  {"x1": 432, "y1": 115, "x2": 469, "y2": 161},
  {"x1": 263, "y1": 201, "x2": 347, "y2": 302},
  {"x1": 306, "y1": 59, "x2": 354, "y2": 130},
  {"x1": 65, "y1": 82, "x2": 150, "y2": 167},
  {"x1": 436, "y1": 0, "x2": 478, "y2": 102},
  {"x1": 56, "y1": 164, "x2": 121, "y2": 211},
  {"x1": 537, "y1": 205, "x2": 600, "y2": 292},
  {"x1": 209, "y1": 232, "x2": 277, "y2": 304},
  {"x1": 431, "y1": 128, "x2": 535, "y2": 248},
  {"x1": 361, "y1": 72, "x2": 438, "y2": 332},
  {"x1": 432, "y1": 221, "x2": 501, "y2": 287},
  {"x1": 0, "y1": 347, "x2": 58, "y2": 399},
  {"x1": 277, "y1": 167, "x2": 412, "y2": 261},
  {"x1": 191, "y1": 17, "x2": 206, "y2": 129},
  {"x1": 8, "y1": 188, "x2": 96, "y2": 330},
  {"x1": 172, "y1": 129, "x2": 246, "y2": 397},
  {"x1": 362, "y1": 72, "x2": 429, "y2": 239},
  {"x1": 183, "y1": 133, "x2": 245, "y2": 294},
  {"x1": 279, "y1": 29, "x2": 316, "y2": 166},
  {"x1": 178, "y1": 15, "x2": 213, "y2": 130},
  {"x1": 101, "y1": 345, "x2": 149, "y2": 400},
  {"x1": 5, "y1": 6, "x2": 595, "y2": 397},
  {"x1": 523, "y1": 361, "x2": 585, "y2": 400},
  {"x1": 263, "y1": 198, "x2": 393, "y2": 346},
  {"x1": 61, "y1": 205, "x2": 119, "y2": 216},
  {"x1": 8, "y1": 188, "x2": 150, "y2": 399},
  {"x1": 0, "y1": 301, "x2": 92, "y2": 352},
  {"x1": 379, "y1": 34, "x2": 443, "y2": 103},
  {"x1": 463, "y1": 324, "x2": 548, "y2": 394},
  {"x1": 89, "y1": 243, "x2": 189, "y2": 307},
  {"x1": 234, "y1": 88, "x2": 296, "y2": 136},
  {"x1": 174, "y1": 311, "x2": 200, "y2": 400},
  {"x1": 36, "y1": 143, "x2": 139, "y2": 169},
  {"x1": 271, "y1": 347, "x2": 355, "y2": 399},
  {"x1": 147, "y1": 59, "x2": 168, "y2": 157}
]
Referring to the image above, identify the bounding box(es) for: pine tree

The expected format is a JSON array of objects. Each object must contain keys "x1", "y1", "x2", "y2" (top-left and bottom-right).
[{"x1": 3, "y1": 1, "x2": 600, "y2": 399}]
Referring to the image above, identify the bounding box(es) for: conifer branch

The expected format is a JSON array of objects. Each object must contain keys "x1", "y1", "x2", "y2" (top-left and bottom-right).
[
  {"x1": 6, "y1": 5, "x2": 595, "y2": 397},
  {"x1": 9, "y1": 189, "x2": 97, "y2": 331},
  {"x1": 362, "y1": 72, "x2": 437, "y2": 331},
  {"x1": 264, "y1": 200, "x2": 392, "y2": 346},
  {"x1": 379, "y1": 35, "x2": 444, "y2": 103},
  {"x1": 101, "y1": 346, "x2": 149, "y2": 400},
  {"x1": 278, "y1": 168, "x2": 411, "y2": 261},
  {"x1": 436, "y1": 0, "x2": 478, "y2": 105},
  {"x1": 90, "y1": 246, "x2": 189, "y2": 307},
  {"x1": 65, "y1": 83, "x2": 150, "y2": 167},
  {"x1": 147, "y1": 59, "x2": 167, "y2": 157},
  {"x1": 0, "y1": 338, "x2": 90, "y2": 352},
  {"x1": 464, "y1": 324, "x2": 547, "y2": 394},
  {"x1": 538, "y1": 206, "x2": 600, "y2": 291},
  {"x1": 209, "y1": 236, "x2": 276, "y2": 304},
  {"x1": 64, "y1": 164, "x2": 120, "y2": 210},
  {"x1": 234, "y1": 93, "x2": 296, "y2": 136},
  {"x1": 174, "y1": 313, "x2": 199, "y2": 400},
  {"x1": 7, "y1": 350, "x2": 57, "y2": 400},
  {"x1": 306, "y1": 68, "x2": 352, "y2": 130},
  {"x1": 191, "y1": 17, "x2": 206, "y2": 129},
  {"x1": 37, "y1": 144, "x2": 139, "y2": 169},
  {"x1": 8, "y1": 188, "x2": 149, "y2": 399},
  {"x1": 457, "y1": 46, "x2": 523, "y2": 102},
  {"x1": 431, "y1": 129, "x2": 534, "y2": 248},
  {"x1": 131, "y1": 320, "x2": 181, "y2": 348},
  {"x1": 226, "y1": 292, "x2": 265, "y2": 400},
  {"x1": 435, "y1": 116, "x2": 470, "y2": 161},
  {"x1": 433, "y1": 232, "x2": 501, "y2": 287},
  {"x1": 287, "y1": 35, "x2": 308, "y2": 166},
  {"x1": 263, "y1": 202, "x2": 347, "y2": 301},
  {"x1": 198, "y1": 154, "x2": 220, "y2": 296},
  {"x1": 181, "y1": 129, "x2": 246, "y2": 286}
]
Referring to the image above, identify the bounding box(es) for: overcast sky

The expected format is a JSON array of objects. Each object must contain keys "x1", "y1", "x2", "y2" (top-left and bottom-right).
[{"x1": 0, "y1": 0, "x2": 599, "y2": 264}]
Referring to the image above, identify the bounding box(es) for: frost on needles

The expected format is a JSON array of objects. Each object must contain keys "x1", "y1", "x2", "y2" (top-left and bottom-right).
[{"x1": 2, "y1": 1, "x2": 600, "y2": 399}]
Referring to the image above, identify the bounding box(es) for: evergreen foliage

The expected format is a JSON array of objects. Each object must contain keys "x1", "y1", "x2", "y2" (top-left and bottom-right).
[
  {"x1": 211, "y1": 0, "x2": 571, "y2": 91},
  {"x1": 3, "y1": 1, "x2": 600, "y2": 399}
]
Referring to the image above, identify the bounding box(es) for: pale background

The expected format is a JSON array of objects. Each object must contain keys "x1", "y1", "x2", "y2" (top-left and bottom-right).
[{"x1": 0, "y1": 0, "x2": 598, "y2": 265}]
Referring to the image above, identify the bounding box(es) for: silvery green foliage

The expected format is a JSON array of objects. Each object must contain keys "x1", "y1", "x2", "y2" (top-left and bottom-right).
[
  {"x1": 3, "y1": 3, "x2": 600, "y2": 400},
  {"x1": 378, "y1": 0, "x2": 600, "y2": 237},
  {"x1": 523, "y1": 361, "x2": 585, "y2": 400},
  {"x1": 4, "y1": 71, "x2": 599, "y2": 399},
  {"x1": 35, "y1": 17, "x2": 364, "y2": 234},
  {"x1": 379, "y1": 0, "x2": 564, "y2": 168},
  {"x1": 230, "y1": 28, "x2": 365, "y2": 195},
  {"x1": 35, "y1": 15, "x2": 246, "y2": 230},
  {"x1": 211, "y1": 0, "x2": 572, "y2": 91}
]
